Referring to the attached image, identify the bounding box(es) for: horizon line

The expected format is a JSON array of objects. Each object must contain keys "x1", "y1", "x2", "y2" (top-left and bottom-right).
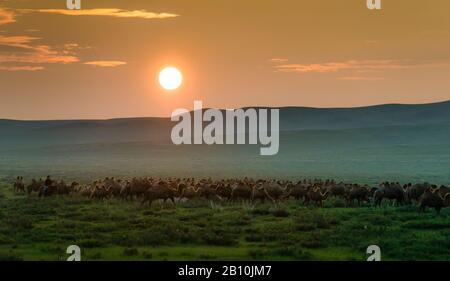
[{"x1": 1, "y1": 99, "x2": 449, "y2": 122}]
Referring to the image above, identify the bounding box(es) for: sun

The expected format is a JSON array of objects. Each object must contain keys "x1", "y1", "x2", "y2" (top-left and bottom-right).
[{"x1": 159, "y1": 67, "x2": 183, "y2": 90}]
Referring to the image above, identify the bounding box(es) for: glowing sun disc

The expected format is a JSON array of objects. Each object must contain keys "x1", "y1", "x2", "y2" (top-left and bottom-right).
[{"x1": 159, "y1": 67, "x2": 183, "y2": 90}]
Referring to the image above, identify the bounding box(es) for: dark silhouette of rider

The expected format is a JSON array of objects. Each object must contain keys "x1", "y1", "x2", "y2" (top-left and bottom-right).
[{"x1": 43, "y1": 175, "x2": 52, "y2": 195}]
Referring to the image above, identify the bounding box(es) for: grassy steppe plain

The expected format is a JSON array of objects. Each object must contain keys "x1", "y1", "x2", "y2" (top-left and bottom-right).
[{"x1": 1, "y1": 182, "x2": 449, "y2": 261}]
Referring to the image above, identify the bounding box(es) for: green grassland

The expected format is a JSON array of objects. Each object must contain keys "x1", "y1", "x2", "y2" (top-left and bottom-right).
[{"x1": 0, "y1": 182, "x2": 449, "y2": 261}]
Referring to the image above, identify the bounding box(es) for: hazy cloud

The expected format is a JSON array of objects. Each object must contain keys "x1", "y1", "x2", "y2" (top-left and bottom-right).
[
  {"x1": 0, "y1": 36, "x2": 123, "y2": 71},
  {"x1": 20, "y1": 8, "x2": 179, "y2": 19},
  {"x1": 0, "y1": 8, "x2": 15, "y2": 25},
  {"x1": 273, "y1": 59, "x2": 450, "y2": 73},
  {"x1": 84, "y1": 61, "x2": 127, "y2": 67},
  {"x1": 0, "y1": 65, "x2": 44, "y2": 71},
  {"x1": 0, "y1": 6, "x2": 174, "y2": 71},
  {"x1": 0, "y1": 35, "x2": 40, "y2": 49},
  {"x1": 338, "y1": 76, "x2": 385, "y2": 81},
  {"x1": 268, "y1": 58, "x2": 288, "y2": 63},
  {"x1": 0, "y1": 35, "x2": 79, "y2": 71}
]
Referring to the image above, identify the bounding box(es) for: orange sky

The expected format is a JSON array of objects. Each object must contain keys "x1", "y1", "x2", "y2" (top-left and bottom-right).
[{"x1": 0, "y1": 0, "x2": 450, "y2": 120}]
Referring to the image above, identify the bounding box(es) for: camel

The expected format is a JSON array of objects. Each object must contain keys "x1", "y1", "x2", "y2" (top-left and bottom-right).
[
  {"x1": 346, "y1": 185, "x2": 370, "y2": 206},
  {"x1": 129, "y1": 178, "x2": 152, "y2": 198},
  {"x1": 14, "y1": 176, "x2": 449, "y2": 216},
  {"x1": 436, "y1": 185, "x2": 450, "y2": 198},
  {"x1": 103, "y1": 178, "x2": 123, "y2": 198},
  {"x1": 305, "y1": 187, "x2": 329, "y2": 207},
  {"x1": 373, "y1": 182, "x2": 407, "y2": 207},
  {"x1": 262, "y1": 181, "x2": 291, "y2": 203},
  {"x1": 177, "y1": 184, "x2": 200, "y2": 201},
  {"x1": 119, "y1": 181, "x2": 133, "y2": 201},
  {"x1": 79, "y1": 185, "x2": 93, "y2": 197},
  {"x1": 327, "y1": 183, "x2": 347, "y2": 199},
  {"x1": 197, "y1": 183, "x2": 216, "y2": 200},
  {"x1": 141, "y1": 182, "x2": 177, "y2": 207},
  {"x1": 418, "y1": 187, "x2": 450, "y2": 214},
  {"x1": 288, "y1": 182, "x2": 309, "y2": 202},
  {"x1": 251, "y1": 184, "x2": 267, "y2": 203},
  {"x1": 13, "y1": 176, "x2": 25, "y2": 193},
  {"x1": 26, "y1": 179, "x2": 43, "y2": 195},
  {"x1": 231, "y1": 182, "x2": 253, "y2": 202},
  {"x1": 405, "y1": 182, "x2": 429, "y2": 203},
  {"x1": 54, "y1": 180, "x2": 73, "y2": 196},
  {"x1": 215, "y1": 183, "x2": 233, "y2": 202},
  {"x1": 90, "y1": 182, "x2": 110, "y2": 200}
]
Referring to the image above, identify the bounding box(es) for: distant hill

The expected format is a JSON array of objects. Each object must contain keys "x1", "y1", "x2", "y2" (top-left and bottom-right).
[
  {"x1": 277, "y1": 100, "x2": 450, "y2": 130},
  {"x1": 1, "y1": 100, "x2": 449, "y2": 147},
  {"x1": 1, "y1": 100, "x2": 449, "y2": 183},
  {"x1": 0, "y1": 117, "x2": 171, "y2": 147}
]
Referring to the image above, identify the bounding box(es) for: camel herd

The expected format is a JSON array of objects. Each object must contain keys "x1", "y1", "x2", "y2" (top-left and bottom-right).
[{"x1": 11, "y1": 177, "x2": 450, "y2": 214}]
